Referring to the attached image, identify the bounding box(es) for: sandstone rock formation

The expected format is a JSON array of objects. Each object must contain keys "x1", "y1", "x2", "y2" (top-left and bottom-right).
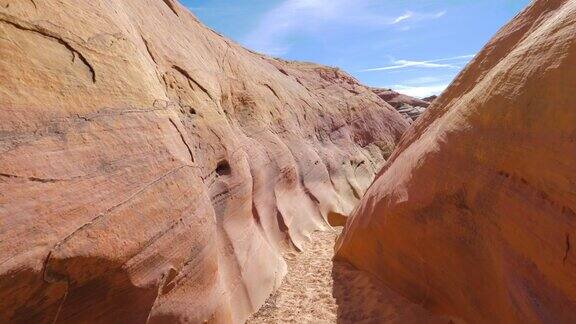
[
  {"x1": 394, "y1": 104, "x2": 427, "y2": 122},
  {"x1": 422, "y1": 95, "x2": 438, "y2": 103},
  {"x1": 0, "y1": 0, "x2": 408, "y2": 322},
  {"x1": 371, "y1": 88, "x2": 431, "y2": 109},
  {"x1": 372, "y1": 88, "x2": 430, "y2": 121},
  {"x1": 337, "y1": 0, "x2": 576, "y2": 322}
]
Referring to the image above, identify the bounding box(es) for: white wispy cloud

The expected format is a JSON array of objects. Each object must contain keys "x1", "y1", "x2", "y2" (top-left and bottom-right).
[
  {"x1": 361, "y1": 54, "x2": 475, "y2": 72},
  {"x1": 391, "y1": 10, "x2": 446, "y2": 25},
  {"x1": 369, "y1": 60, "x2": 457, "y2": 71},
  {"x1": 242, "y1": 0, "x2": 447, "y2": 56},
  {"x1": 392, "y1": 11, "x2": 413, "y2": 24},
  {"x1": 386, "y1": 75, "x2": 458, "y2": 98},
  {"x1": 392, "y1": 83, "x2": 449, "y2": 98},
  {"x1": 433, "y1": 10, "x2": 447, "y2": 19}
]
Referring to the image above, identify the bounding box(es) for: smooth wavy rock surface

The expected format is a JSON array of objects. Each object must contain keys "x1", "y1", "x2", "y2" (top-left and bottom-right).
[
  {"x1": 0, "y1": 0, "x2": 408, "y2": 322},
  {"x1": 337, "y1": 0, "x2": 576, "y2": 323}
]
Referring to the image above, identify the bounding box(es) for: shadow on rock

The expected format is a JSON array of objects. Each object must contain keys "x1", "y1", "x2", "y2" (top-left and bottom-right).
[
  {"x1": 332, "y1": 261, "x2": 459, "y2": 324},
  {"x1": 2, "y1": 256, "x2": 159, "y2": 323}
]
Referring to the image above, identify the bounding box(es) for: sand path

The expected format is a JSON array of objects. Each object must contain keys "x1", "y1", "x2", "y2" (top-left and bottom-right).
[
  {"x1": 248, "y1": 229, "x2": 340, "y2": 323},
  {"x1": 248, "y1": 228, "x2": 454, "y2": 324}
]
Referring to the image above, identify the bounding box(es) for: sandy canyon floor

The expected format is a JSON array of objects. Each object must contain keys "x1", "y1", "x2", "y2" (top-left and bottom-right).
[
  {"x1": 248, "y1": 228, "x2": 453, "y2": 324},
  {"x1": 248, "y1": 229, "x2": 340, "y2": 323}
]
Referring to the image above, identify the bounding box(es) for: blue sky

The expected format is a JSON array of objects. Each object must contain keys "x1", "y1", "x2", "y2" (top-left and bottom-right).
[{"x1": 183, "y1": 0, "x2": 530, "y2": 98}]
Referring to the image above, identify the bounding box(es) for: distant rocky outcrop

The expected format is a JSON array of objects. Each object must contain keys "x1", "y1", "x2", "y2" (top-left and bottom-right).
[
  {"x1": 371, "y1": 88, "x2": 430, "y2": 121},
  {"x1": 422, "y1": 95, "x2": 437, "y2": 103},
  {"x1": 395, "y1": 104, "x2": 427, "y2": 122},
  {"x1": 0, "y1": 0, "x2": 408, "y2": 322},
  {"x1": 337, "y1": 0, "x2": 576, "y2": 323}
]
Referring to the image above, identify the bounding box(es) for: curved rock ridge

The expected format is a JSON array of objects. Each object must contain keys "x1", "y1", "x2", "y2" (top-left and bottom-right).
[
  {"x1": 371, "y1": 88, "x2": 430, "y2": 121},
  {"x1": 422, "y1": 95, "x2": 438, "y2": 103},
  {"x1": 0, "y1": 0, "x2": 408, "y2": 322},
  {"x1": 337, "y1": 0, "x2": 576, "y2": 323},
  {"x1": 371, "y1": 88, "x2": 431, "y2": 109}
]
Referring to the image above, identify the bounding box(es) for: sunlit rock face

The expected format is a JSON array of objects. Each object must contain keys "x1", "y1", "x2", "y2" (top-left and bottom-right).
[
  {"x1": 372, "y1": 88, "x2": 430, "y2": 121},
  {"x1": 0, "y1": 0, "x2": 409, "y2": 322},
  {"x1": 337, "y1": 0, "x2": 576, "y2": 323},
  {"x1": 371, "y1": 88, "x2": 431, "y2": 109}
]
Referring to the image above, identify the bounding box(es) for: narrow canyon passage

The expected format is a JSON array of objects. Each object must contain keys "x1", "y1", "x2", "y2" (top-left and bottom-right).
[
  {"x1": 248, "y1": 228, "x2": 454, "y2": 323},
  {"x1": 4, "y1": 1, "x2": 573, "y2": 322}
]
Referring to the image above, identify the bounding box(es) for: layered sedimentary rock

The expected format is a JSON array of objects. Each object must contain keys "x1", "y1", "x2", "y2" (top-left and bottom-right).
[
  {"x1": 372, "y1": 88, "x2": 430, "y2": 121},
  {"x1": 0, "y1": 0, "x2": 408, "y2": 322},
  {"x1": 337, "y1": 0, "x2": 576, "y2": 323},
  {"x1": 371, "y1": 88, "x2": 431, "y2": 109},
  {"x1": 394, "y1": 104, "x2": 427, "y2": 122},
  {"x1": 422, "y1": 95, "x2": 438, "y2": 103}
]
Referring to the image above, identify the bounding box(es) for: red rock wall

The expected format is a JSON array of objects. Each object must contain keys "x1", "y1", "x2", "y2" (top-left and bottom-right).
[
  {"x1": 336, "y1": 0, "x2": 576, "y2": 322},
  {"x1": 0, "y1": 0, "x2": 408, "y2": 322}
]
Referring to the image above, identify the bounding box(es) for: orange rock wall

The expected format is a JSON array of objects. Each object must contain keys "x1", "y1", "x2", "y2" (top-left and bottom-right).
[{"x1": 337, "y1": 0, "x2": 576, "y2": 322}]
